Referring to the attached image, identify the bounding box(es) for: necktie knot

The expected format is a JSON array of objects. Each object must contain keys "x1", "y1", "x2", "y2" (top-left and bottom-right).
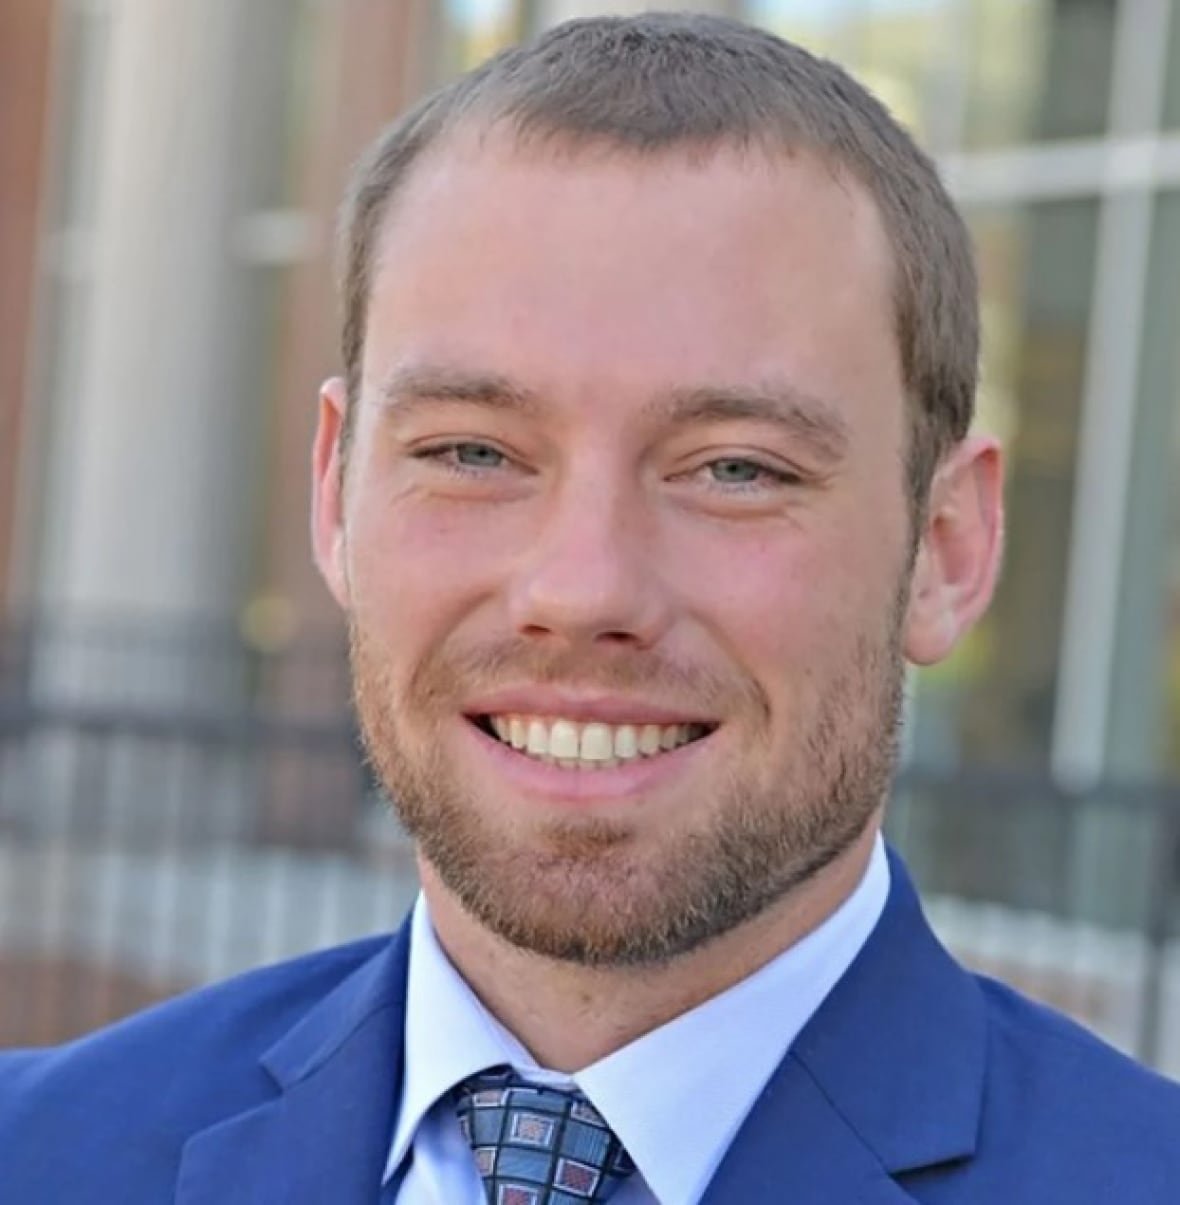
[{"x1": 453, "y1": 1067, "x2": 637, "y2": 1203}]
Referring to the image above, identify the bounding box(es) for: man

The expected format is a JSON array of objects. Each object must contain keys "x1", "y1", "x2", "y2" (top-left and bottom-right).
[{"x1": 2, "y1": 12, "x2": 1177, "y2": 1204}]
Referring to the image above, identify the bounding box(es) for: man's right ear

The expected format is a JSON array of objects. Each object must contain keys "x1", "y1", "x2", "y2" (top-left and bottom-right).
[{"x1": 311, "y1": 376, "x2": 351, "y2": 609}]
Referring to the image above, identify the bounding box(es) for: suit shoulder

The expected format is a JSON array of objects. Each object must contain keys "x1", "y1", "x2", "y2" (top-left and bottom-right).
[
  {"x1": 978, "y1": 972, "x2": 1178, "y2": 1104},
  {"x1": 0, "y1": 934, "x2": 390, "y2": 1120},
  {"x1": 974, "y1": 974, "x2": 1180, "y2": 1193}
]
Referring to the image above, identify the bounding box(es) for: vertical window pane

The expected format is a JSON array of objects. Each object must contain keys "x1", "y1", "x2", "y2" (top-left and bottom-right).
[
  {"x1": 443, "y1": 0, "x2": 524, "y2": 72},
  {"x1": 753, "y1": 0, "x2": 1116, "y2": 150},
  {"x1": 909, "y1": 199, "x2": 1101, "y2": 770},
  {"x1": 750, "y1": 0, "x2": 955, "y2": 143},
  {"x1": 1158, "y1": 5, "x2": 1180, "y2": 127},
  {"x1": 963, "y1": 0, "x2": 1116, "y2": 149},
  {"x1": 1114, "y1": 192, "x2": 1180, "y2": 775}
]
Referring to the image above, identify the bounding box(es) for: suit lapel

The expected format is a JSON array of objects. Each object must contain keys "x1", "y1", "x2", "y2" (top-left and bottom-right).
[
  {"x1": 699, "y1": 1053, "x2": 916, "y2": 1204},
  {"x1": 175, "y1": 925, "x2": 411, "y2": 1205},
  {"x1": 702, "y1": 850, "x2": 986, "y2": 1203}
]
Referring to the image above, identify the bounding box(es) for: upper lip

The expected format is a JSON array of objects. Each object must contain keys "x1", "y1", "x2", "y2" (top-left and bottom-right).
[{"x1": 463, "y1": 688, "x2": 717, "y2": 727}]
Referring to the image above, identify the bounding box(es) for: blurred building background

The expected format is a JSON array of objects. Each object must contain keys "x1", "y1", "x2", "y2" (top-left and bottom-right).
[{"x1": 2, "y1": 0, "x2": 1180, "y2": 1073}]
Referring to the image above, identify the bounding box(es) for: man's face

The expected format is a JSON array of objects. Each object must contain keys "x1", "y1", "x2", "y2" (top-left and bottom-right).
[{"x1": 318, "y1": 137, "x2": 925, "y2": 966}]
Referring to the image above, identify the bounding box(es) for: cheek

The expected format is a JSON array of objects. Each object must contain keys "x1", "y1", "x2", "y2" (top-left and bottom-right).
[
  {"x1": 345, "y1": 493, "x2": 521, "y2": 635},
  {"x1": 674, "y1": 519, "x2": 897, "y2": 679}
]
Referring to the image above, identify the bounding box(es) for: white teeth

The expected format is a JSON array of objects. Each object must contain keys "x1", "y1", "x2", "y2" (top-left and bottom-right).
[
  {"x1": 613, "y1": 725, "x2": 638, "y2": 759},
  {"x1": 527, "y1": 719, "x2": 549, "y2": 756},
  {"x1": 483, "y1": 714, "x2": 710, "y2": 768},
  {"x1": 549, "y1": 720, "x2": 580, "y2": 759},
  {"x1": 579, "y1": 723, "x2": 615, "y2": 761}
]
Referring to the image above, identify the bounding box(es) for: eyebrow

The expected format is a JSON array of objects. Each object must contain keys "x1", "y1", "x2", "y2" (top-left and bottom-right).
[
  {"x1": 651, "y1": 383, "x2": 850, "y2": 466},
  {"x1": 377, "y1": 364, "x2": 543, "y2": 415},
  {"x1": 376, "y1": 364, "x2": 850, "y2": 464}
]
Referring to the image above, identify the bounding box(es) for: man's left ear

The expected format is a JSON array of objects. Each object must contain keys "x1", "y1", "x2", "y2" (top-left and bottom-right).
[{"x1": 903, "y1": 434, "x2": 1004, "y2": 666}]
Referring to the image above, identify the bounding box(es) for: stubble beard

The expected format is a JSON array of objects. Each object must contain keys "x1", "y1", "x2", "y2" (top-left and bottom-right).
[{"x1": 349, "y1": 603, "x2": 905, "y2": 969}]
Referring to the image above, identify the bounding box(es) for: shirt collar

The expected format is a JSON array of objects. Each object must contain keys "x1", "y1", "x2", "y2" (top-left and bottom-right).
[
  {"x1": 386, "y1": 834, "x2": 889, "y2": 1199},
  {"x1": 384, "y1": 895, "x2": 532, "y2": 1182}
]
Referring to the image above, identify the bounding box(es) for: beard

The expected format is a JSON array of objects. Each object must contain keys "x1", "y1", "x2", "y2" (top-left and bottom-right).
[{"x1": 349, "y1": 595, "x2": 906, "y2": 969}]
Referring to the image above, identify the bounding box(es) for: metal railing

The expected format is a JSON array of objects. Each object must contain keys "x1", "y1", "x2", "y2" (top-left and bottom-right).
[{"x1": 1, "y1": 618, "x2": 1177, "y2": 1076}]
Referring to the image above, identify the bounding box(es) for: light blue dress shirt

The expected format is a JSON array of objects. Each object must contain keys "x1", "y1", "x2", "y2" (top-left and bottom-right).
[{"x1": 384, "y1": 835, "x2": 889, "y2": 1204}]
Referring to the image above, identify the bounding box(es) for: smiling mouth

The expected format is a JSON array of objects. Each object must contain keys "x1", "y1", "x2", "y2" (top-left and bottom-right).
[{"x1": 469, "y1": 714, "x2": 717, "y2": 770}]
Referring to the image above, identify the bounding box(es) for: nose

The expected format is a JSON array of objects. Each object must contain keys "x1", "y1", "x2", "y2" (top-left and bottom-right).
[{"x1": 506, "y1": 472, "x2": 672, "y2": 649}]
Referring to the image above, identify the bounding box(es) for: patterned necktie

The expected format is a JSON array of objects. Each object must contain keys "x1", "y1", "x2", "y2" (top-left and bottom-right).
[{"x1": 453, "y1": 1067, "x2": 637, "y2": 1203}]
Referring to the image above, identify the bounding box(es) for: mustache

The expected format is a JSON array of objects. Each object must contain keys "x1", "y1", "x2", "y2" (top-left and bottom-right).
[{"x1": 378, "y1": 634, "x2": 768, "y2": 716}]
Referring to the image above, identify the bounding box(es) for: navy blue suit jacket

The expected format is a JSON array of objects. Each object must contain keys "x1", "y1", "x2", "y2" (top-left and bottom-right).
[{"x1": 2, "y1": 852, "x2": 1178, "y2": 1203}]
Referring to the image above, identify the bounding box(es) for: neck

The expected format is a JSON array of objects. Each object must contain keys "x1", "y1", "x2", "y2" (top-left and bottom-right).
[{"x1": 421, "y1": 824, "x2": 880, "y2": 1072}]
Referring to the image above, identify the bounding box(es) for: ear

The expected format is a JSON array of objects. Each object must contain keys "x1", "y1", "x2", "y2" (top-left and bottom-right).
[
  {"x1": 903, "y1": 434, "x2": 1004, "y2": 666},
  {"x1": 310, "y1": 376, "x2": 351, "y2": 610}
]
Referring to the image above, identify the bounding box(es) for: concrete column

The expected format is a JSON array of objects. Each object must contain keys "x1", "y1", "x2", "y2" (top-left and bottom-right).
[{"x1": 39, "y1": 0, "x2": 260, "y2": 627}]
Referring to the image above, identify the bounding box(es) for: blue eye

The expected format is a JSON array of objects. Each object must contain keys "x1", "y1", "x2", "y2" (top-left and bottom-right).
[
  {"x1": 452, "y1": 442, "x2": 505, "y2": 468},
  {"x1": 708, "y1": 458, "x2": 765, "y2": 485},
  {"x1": 412, "y1": 441, "x2": 508, "y2": 473}
]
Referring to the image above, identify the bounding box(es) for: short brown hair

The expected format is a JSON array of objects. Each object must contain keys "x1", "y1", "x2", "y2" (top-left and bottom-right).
[{"x1": 338, "y1": 12, "x2": 977, "y2": 510}]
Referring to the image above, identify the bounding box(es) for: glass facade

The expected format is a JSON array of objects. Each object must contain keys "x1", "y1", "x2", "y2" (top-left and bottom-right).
[
  {"x1": 909, "y1": 197, "x2": 1100, "y2": 770},
  {"x1": 523, "y1": 0, "x2": 1180, "y2": 787},
  {"x1": 27, "y1": 0, "x2": 1173, "y2": 785},
  {"x1": 442, "y1": 0, "x2": 526, "y2": 70},
  {"x1": 24, "y1": 0, "x2": 1180, "y2": 783},
  {"x1": 1117, "y1": 189, "x2": 1180, "y2": 777}
]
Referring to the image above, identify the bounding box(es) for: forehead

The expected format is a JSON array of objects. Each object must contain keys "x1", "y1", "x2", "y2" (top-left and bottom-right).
[{"x1": 361, "y1": 132, "x2": 904, "y2": 436}]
